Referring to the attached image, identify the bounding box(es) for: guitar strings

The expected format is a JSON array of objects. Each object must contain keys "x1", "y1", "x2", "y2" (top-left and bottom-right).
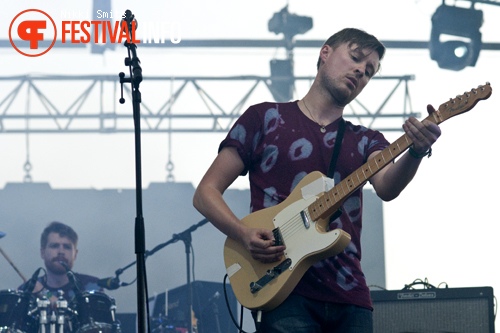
[{"x1": 277, "y1": 211, "x2": 309, "y2": 244}]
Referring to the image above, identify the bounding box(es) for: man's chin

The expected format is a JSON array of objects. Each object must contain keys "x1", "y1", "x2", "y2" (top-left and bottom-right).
[{"x1": 330, "y1": 86, "x2": 355, "y2": 107}]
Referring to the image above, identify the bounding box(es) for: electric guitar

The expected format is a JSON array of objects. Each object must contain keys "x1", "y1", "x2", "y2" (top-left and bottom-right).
[{"x1": 223, "y1": 83, "x2": 492, "y2": 311}]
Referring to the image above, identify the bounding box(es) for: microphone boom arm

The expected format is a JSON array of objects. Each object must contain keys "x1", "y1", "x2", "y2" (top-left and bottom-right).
[{"x1": 107, "y1": 218, "x2": 209, "y2": 280}]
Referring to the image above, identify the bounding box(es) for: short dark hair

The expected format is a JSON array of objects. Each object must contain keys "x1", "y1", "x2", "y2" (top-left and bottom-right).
[
  {"x1": 317, "y1": 28, "x2": 386, "y2": 70},
  {"x1": 40, "y1": 221, "x2": 78, "y2": 248}
]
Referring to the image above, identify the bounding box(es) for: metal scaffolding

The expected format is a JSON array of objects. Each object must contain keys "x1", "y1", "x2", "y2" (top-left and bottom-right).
[{"x1": 0, "y1": 73, "x2": 417, "y2": 134}]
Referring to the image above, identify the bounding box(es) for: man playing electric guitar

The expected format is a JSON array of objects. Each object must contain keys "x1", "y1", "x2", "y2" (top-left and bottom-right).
[{"x1": 193, "y1": 28, "x2": 441, "y2": 333}]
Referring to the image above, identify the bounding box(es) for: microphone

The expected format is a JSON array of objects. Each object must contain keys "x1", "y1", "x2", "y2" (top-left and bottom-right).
[
  {"x1": 96, "y1": 276, "x2": 121, "y2": 290},
  {"x1": 121, "y1": 10, "x2": 138, "y2": 29},
  {"x1": 59, "y1": 261, "x2": 71, "y2": 272},
  {"x1": 23, "y1": 267, "x2": 42, "y2": 293},
  {"x1": 120, "y1": 9, "x2": 139, "y2": 36},
  {"x1": 120, "y1": 9, "x2": 142, "y2": 86},
  {"x1": 59, "y1": 261, "x2": 82, "y2": 293}
]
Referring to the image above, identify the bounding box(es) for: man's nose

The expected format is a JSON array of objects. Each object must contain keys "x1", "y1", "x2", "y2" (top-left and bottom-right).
[{"x1": 354, "y1": 67, "x2": 364, "y2": 78}]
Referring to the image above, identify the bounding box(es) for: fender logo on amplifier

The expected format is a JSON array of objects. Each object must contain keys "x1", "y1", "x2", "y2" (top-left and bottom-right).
[{"x1": 397, "y1": 291, "x2": 436, "y2": 300}]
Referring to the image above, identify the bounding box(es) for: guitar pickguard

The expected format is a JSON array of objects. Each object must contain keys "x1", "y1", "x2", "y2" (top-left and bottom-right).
[{"x1": 273, "y1": 195, "x2": 339, "y2": 270}]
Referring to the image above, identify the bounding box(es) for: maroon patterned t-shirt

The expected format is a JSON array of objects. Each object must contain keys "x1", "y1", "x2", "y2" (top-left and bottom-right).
[{"x1": 219, "y1": 101, "x2": 389, "y2": 310}]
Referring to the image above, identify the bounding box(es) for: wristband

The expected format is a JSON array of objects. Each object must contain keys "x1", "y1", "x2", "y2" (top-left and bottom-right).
[{"x1": 409, "y1": 146, "x2": 432, "y2": 159}]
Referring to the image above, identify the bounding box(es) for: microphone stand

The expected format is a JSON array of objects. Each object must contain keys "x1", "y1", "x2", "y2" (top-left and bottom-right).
[
  {"x1": 170, "y1": 218, "x2": 209, "y2": 333},
  {"x1": 118, "y1": 9, "x2": 148, "y2": 333},
  {"x1": 108, "y1": 218, "x2": 209, "y2": 333}
]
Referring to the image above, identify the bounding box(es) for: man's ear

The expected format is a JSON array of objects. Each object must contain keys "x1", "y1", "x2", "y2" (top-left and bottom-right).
[{"x1": 319, "y1": 45, "x2": 331, "y2": 67}]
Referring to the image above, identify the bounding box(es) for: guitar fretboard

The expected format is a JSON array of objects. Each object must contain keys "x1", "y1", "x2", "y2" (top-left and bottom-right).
[
  {"x1": 308, "y1": 83, "x2": 491, "y2": 221},
  {"x1": 306, "y1": 82, "x2": 492, "y2": 222},
  {"x1": 308, "y1": 133, "x2": 413, "y2": 221}
]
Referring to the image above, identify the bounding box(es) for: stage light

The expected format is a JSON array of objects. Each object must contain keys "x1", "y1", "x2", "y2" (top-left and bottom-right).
[
  {"x1": 268, "y1": 6, "x2": 313, "y2": 40},
  {"x1": 430, "y1": 4, "x2": 483, "y2": 71},
  {"x1": 269, "y1": 59, "x2": 294, "y2": 102},
  {"x1": 267, "y1": 6, "x2": 312, "y2": 102}
]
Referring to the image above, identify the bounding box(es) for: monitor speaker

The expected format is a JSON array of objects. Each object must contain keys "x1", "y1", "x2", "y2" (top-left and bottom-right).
[
  {"x1": 150, "y1": 280, "x2": 238, "y2": 333},
  {"x1": 371, "y1": 286, "x2": 495, "y2": 333}
]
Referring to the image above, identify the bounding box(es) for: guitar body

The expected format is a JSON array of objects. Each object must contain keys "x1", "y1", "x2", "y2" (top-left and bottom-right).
[
  {"x1": 223, "y1": 83, "x2": 492, "y2": 312},
  {"x1": 224, "y1": 171, "x2": 351, "y2": 311}
]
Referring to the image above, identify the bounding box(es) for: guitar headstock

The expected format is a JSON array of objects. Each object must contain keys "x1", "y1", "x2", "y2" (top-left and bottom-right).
[{"x1": 435, "y1": 82, "x2": 492, "y2": 124}]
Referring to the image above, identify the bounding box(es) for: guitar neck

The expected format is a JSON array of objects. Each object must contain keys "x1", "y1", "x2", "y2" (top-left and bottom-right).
[
  {"x1": 307, "y1": 112, "x2": 443, "y2": 221},
  {"x1": 307, "y1": 83, "x2": 492, "y2": 221}
]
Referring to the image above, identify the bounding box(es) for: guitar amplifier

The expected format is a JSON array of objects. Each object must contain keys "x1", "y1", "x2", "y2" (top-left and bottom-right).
[{"x1": 371, "y1": 286, "x2": 495, "y2": 333}]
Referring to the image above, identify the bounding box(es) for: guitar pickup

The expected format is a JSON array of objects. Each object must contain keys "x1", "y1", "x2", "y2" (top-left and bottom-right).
[{"x1": 249, "y1": 258, "x2": 292, "y2": 294}]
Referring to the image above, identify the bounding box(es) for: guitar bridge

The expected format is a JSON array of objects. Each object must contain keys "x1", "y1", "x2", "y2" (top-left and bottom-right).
[{"x1": 249, "y1": 258, "x2": 292, "y2": 294}]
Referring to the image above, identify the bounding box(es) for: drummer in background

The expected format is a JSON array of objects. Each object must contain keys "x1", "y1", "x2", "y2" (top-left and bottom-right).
[{"x1": 19, "y1": 221, "x2": 103, "y2": 305}]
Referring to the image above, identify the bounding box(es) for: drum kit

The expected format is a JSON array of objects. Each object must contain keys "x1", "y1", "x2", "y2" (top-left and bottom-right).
[
  {"x1": 0, "y1": 222, "x2": 223, "y2": 333},
  {"x1": 0, "y1": 230, "x2": 121, "y2": 333},
  {"x1": 0, "y1": 288, "x2": 121, "y2": 333}
]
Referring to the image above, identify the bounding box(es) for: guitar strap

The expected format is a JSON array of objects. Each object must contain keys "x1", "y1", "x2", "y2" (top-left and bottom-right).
[
  {"x1": 327, "y1": 118, "x2": 346, "y2": 178},
  {"x1": 327, "y1": 118, "x2": 346, "y2": 223}
]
